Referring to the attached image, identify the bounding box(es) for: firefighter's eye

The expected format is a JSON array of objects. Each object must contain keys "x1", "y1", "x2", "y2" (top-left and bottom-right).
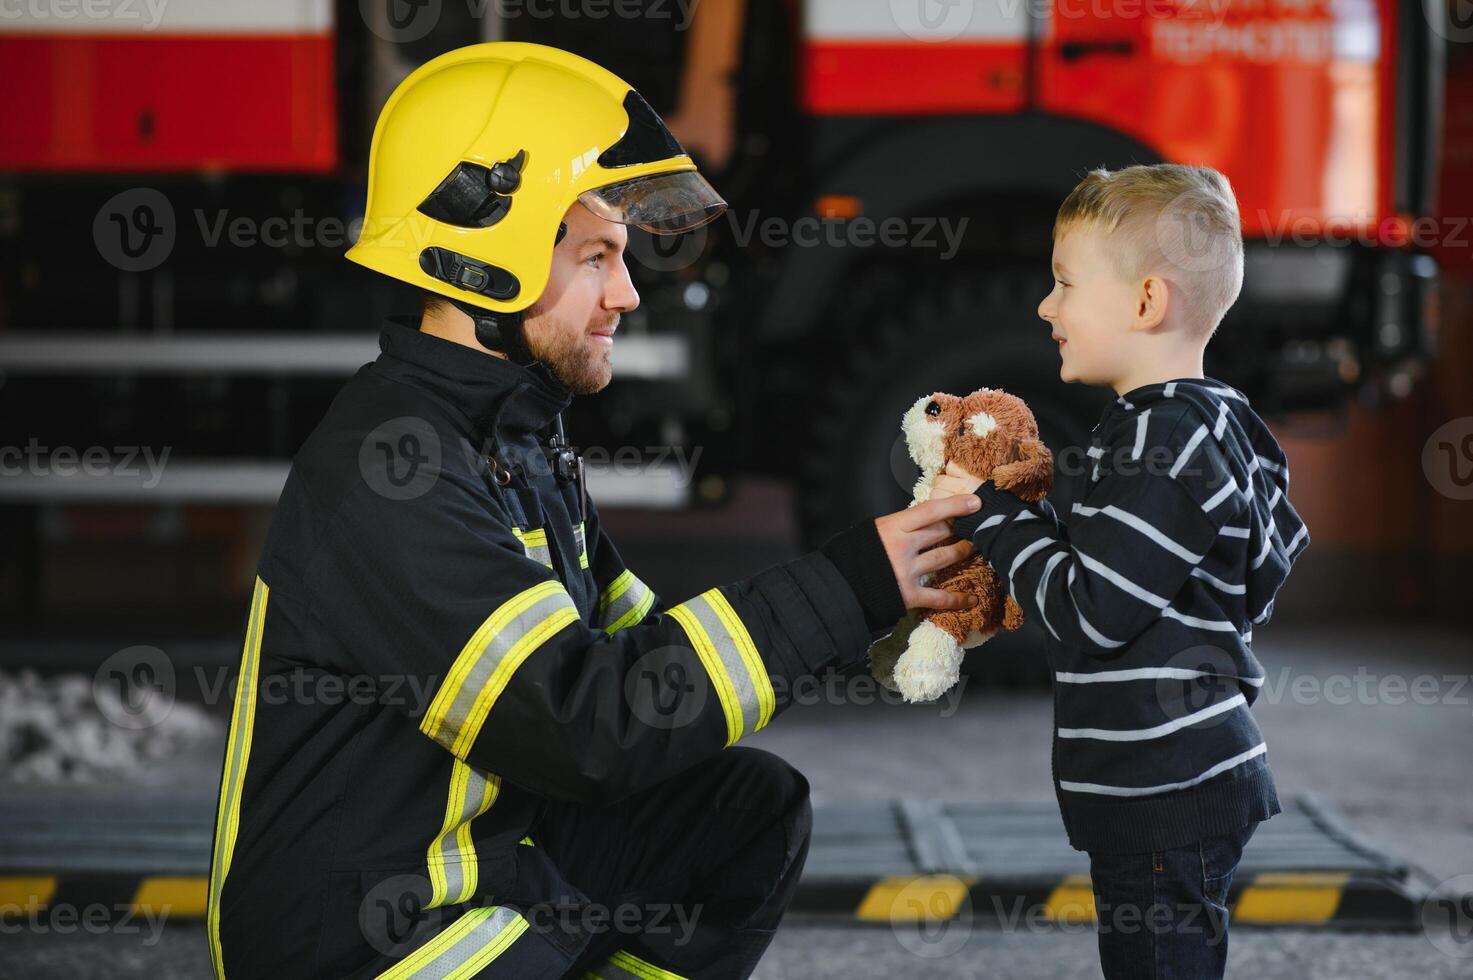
[{"x1": 925, "y1": 401, "x2": 941, "y2": 417}]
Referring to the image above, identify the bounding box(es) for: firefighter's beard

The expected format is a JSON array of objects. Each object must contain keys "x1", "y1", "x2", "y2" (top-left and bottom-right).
[{"x1": 521, "y1": 306, "x2": 617, "y2": 395}]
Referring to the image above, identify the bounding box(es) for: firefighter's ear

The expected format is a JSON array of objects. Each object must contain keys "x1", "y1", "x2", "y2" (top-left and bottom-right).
[{"x1": 991, "y1": 438, "x2": 1052, "y2": 502}]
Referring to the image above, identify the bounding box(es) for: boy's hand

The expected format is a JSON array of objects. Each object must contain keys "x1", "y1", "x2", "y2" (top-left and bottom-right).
[
  {"x1": 875, "y1": 496, "x2": 980, "y2": 611},
  {"x1": 930, "y1": 461, "x2": 984, "y2": 501}
]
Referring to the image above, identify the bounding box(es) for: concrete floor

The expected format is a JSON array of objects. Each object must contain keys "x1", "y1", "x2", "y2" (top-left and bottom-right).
[{"x1": 2, "y1": 621, "x2": 1470, "y2": 978}]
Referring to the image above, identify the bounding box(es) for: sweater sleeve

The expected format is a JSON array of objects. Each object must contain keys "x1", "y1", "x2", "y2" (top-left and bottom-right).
[{"x1": 953, "y1": 414, "x2": 1237, "y2": 657}]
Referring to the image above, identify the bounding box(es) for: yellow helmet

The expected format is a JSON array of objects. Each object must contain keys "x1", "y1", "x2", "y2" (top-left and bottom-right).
[{"x1": 346, "y1": 42, "x2": 726, "y2": 316}]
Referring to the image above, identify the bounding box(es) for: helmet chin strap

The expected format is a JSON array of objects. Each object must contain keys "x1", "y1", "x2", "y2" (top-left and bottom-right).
[
  {"x1": 449, "y1": 221, "x2": 567, "y2": 369},
  {"x1": 450, "y1": 299, "x2": 538, "y2": 367}
]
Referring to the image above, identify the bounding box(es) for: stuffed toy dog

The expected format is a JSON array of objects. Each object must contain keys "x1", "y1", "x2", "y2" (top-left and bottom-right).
[{"x1": 869, "y1": 388, "x2": 1054, "y2": 702}]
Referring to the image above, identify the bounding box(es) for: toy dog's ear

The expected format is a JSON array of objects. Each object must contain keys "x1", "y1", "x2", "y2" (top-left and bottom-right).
[{"x1": 992, "y1": 438, "x2": 1052, "y2": 502}]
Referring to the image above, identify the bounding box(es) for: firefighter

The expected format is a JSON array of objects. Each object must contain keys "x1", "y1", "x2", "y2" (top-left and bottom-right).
[{"x1": 205, "y1": 42, "x2": 981, "y2": 980}]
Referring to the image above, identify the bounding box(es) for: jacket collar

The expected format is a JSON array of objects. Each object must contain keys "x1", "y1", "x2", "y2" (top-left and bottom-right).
[{"x1": 374, "y1": 316, "x2": 572, "y2": 438}]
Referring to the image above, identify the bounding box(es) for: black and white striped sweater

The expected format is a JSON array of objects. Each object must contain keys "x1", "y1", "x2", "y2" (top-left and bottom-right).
[{"x1": 952, "y1": 377, "x2": 1310, "y2": 853}]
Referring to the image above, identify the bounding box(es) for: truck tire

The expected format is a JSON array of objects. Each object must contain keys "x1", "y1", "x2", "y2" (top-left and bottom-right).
[{"x1": 798, "y1": 268, "x2": 1108, "y2": 686}]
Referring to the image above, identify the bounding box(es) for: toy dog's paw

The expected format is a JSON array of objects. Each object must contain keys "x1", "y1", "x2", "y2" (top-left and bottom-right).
[{"x1": 893, "y1": 619, "x2": 965, "y2": 703}]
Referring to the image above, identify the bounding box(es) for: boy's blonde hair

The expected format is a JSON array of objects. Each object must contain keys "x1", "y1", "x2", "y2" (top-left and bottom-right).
[{"x1": 1054, "y1": 164, "x2": 1243, "y2": 336}]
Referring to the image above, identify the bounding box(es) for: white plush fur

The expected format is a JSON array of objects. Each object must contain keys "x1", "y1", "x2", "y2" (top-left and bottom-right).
[
  {"x1": 892, "y1": 620, "x2": 965, "y2": 703},
  {"x1": 967, "y1": 411, "x2": 998, "y2": 438},
  {"x1": 901, "y1": 395, "x2": 946, "y2": 504}
]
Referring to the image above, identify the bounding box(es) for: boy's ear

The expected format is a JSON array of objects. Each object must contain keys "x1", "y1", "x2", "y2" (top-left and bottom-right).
[{"x1": 1132, "y1": 275, "x2": 1169, "y2": 332}]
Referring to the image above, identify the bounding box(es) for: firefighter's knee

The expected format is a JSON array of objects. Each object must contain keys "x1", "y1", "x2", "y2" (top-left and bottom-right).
[{"x1": 717, "y1": 746, "x2": 811, "y2": 824}]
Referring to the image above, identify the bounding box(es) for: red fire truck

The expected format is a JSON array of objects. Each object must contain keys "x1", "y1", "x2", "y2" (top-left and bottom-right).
[{"x1": 0, "y1": 0, "x2": 1448, "y2": 562}]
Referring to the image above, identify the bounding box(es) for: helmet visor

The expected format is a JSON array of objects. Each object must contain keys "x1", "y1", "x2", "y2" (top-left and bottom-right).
[{"x1": 578, "y1": 171, "x2": 727, "y2": 235}]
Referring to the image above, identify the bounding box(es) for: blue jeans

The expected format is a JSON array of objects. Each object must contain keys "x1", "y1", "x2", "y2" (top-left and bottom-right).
[{"x1": 1086, "y1": 821, "x2": 1257, "y2": 980}]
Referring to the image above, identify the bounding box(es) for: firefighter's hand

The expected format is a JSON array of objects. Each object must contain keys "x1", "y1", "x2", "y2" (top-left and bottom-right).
[
  {"x1": 876, "y1": 496, "x2": 980, "y2": 611},
  {"x1": 930, "y1": 461, "x2": 984, "y2": 501}
]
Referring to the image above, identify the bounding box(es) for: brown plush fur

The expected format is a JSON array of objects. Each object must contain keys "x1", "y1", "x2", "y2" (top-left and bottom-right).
[
  {"x1": 869, "y1": 388, "x2": 1054, "y2": 701},
  {"x1": 923, "y1": 389, "x2": 1053, "y2": 647}
]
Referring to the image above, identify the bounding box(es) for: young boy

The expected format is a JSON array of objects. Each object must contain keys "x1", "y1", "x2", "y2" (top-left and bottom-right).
[{"x1": 937, "y1": 164, "x2": 1310, "y2": 979}]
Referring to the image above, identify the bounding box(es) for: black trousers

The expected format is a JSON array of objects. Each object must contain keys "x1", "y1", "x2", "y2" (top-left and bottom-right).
[
  {"x1": 531, "y1": 746, "x2": 814, "y2": 980},
  {"x1": 341, "y1": 748, "x2": 810, "y2": 980}
]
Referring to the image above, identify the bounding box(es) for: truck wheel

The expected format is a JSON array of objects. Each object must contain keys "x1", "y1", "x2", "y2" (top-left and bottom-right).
[{"x1": 798, "y1": 271, "x2": 1108, "y2": 686}]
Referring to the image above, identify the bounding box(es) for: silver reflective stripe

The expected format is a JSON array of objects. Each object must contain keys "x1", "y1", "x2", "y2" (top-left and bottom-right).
[
  {"x1": 597, "y1": 569, "x2": 654, "y2": 634},
  {"x1": 512, "y1": 527, "x2": 554, "y2": 569},
  {"x1": 376, "y1": 905, "x2": 527, "y2": 979},
  {"x1": 683, "y1": 594, "x2": 764, "y2": 739},
  {"x1": 428, "y1": 763, "x2": 500, "y2": 909},
  {"x1": 421, "y1": 582, "x2": 580, "y2": 756}
]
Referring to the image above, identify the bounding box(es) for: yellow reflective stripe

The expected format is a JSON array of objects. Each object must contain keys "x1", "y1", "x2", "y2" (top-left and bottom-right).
[
  {"x1": 598, "y1": 569, "x2": 635, "y2": 613},
  {"x1": 587, "y1": 948, "x2": 691, "y2": 979},
  {"x1": 509, "y1": 527, "x2": 554, "y2": 568},
  {"x1": 207, "y1": 576, "x2": 269, "y2": 980},
  {"x1": 606, "y1": 588, "x2": 654, "y2": 636},
  {"x1": 667, "y1": 589, "x2": 773, "y2": 745},
  {"x1": 454, "y1": 604, "x2": 579, "y2": 756},
  {"x1": 578, "y1": 521, "x2": 590, "y2": 569},
  {"x1": 420, "y1": 580, "x2": 575, "y2": 753},
  {"x1": 666, "y1": 600, "x2": 744, "y2": 746},
  {"x1": 704, "y1": 589, "x2": 774, "y2": 731},
  {"x1": 376, "y1": 905, "x2": 528, "y2": 980},
  {"x1": 598, "y1": 569, "x2": 654, "y2": 635},
  {"x1": 427, "y1": 762, "x2": 501, "y2": 909}
]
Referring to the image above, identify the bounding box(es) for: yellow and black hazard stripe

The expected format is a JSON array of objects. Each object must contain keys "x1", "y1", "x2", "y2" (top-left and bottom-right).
[
  {"x1": 0, "y1": 869, "x2": 1419, "y2": 930},
  {"x1": 665, "y1": 588, "x2": 774, "y2": 747},
  {"x1": 792, "y1": 870, "x2": 1420, "y2": 929},
  {"x1": 595, "y1": 570, "x2": 654, "y2": 636},
  {"x1": 582, "y1": 948, "x2": 689, "y2": 979},
  {"x1": 420, "y1": 580, "x2": 581, "y2": 758},
  {"x1": 206, "y1": 575, "x2": 269, "y2": 980}
]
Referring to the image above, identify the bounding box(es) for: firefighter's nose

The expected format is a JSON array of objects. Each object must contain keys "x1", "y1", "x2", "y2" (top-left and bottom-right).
[{"x1": 606, "y1": 256, "x2": 640, "y2": 314}]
